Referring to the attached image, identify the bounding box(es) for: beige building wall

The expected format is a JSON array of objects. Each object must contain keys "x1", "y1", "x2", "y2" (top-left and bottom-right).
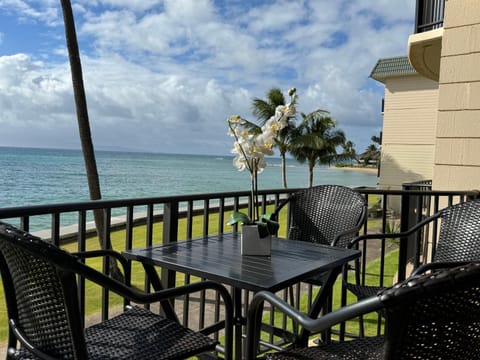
[
  {"x1": 379, "y1": 75, "x2": 438, "y2": 191},
  {"x1": 433, "y1": 0, "x2": 480, "y2": 191}
]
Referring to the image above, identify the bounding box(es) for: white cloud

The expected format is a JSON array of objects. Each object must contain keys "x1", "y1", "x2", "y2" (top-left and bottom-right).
[
  {"x1": 245, "y1": 0, "x2": 307, "y2": 33},
  {"x1": 0, "y1": 0, "x2": 60, "y2": 25},
  {"x1": 96, "y1": 0, "x2": 161, "y2": 12},
  {"x1": 347, "y1": 0, "x2": 415, "y2": 23},
  {"x1": 0, "y1": 54, "x2": 73, "y2": 128},
  {"x1": 0, "y1": 0, "x2": 416, "y2": 154},
  {"x1": 0, "y1": 53, "x2": 252, "y2": 154}
]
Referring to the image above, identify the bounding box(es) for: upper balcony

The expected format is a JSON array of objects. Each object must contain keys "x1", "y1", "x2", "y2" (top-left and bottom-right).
[{"x1": 408, "y1": 0, "x2": 445, "y2": 81}]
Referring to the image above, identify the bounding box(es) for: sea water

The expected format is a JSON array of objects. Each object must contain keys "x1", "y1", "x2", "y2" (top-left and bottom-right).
[{"x1": 0, "y1": 147, "x2": 377, "y2": 230}]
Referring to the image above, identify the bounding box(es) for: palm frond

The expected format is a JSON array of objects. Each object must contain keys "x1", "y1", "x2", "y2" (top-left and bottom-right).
[
  {"x1": 251, "y1": 99, "x2": 275, "y2": 123},
  {"x1": 266, "y1": 88, "x2": 286, "y2": 107},
  {"x1": 290, "y1": 133, "x2": 325, "y2": 149}
]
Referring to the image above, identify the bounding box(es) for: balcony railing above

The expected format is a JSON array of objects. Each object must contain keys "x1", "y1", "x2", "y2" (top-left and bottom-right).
[{"x1": 415, "y1": 0, "x2": 445, "y2": 33}]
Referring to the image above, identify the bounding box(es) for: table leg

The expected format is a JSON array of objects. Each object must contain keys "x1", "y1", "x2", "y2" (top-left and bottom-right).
[
  {"x1": 142, "y1": 263, "x2": 179, "y2": 323},
  {"x1": 297, "y1": 267, "x2": 343, "y2": 347},
  {"x1": 233, "y1": 287, "x2": 243, "y2": 359}
]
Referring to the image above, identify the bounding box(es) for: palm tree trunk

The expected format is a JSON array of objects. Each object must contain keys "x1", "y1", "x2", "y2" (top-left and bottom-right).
[
  {"x1": 308, "y1": 160, "x2": 314, "y2": 188},
  {"x1": 60, "y1": 0, "x2": 122, "y2": 281},
  {"x1": 281, "y1": 151, "x2": 288, "y2": 189}
]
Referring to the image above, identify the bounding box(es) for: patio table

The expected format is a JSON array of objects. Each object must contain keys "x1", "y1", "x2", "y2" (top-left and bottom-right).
[{"x1": 123, "y1": 232, "x2": 360, "y2": 359}]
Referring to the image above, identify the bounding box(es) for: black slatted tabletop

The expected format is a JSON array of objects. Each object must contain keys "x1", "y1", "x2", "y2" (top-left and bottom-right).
[{"x1": 123, "y1": 233, "x2": 360, "y2": 293}]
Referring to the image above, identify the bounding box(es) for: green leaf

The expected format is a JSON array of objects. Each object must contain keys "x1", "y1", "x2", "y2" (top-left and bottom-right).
[
  {"x1": 257, "y1": 214, "x2": 280, "y2": 237},
  {"x1": 226, "y1": 212, "x2": 252, "y2": 226},
  {"x1": 257, "y1": 222, "x2": 270, "y2": 238},
  {"x1": 228, "y1": 212, "x2": 279, "y2": 237},
  {"x1": 260, "y1": 213, "x2": 274, "y2": 221}
]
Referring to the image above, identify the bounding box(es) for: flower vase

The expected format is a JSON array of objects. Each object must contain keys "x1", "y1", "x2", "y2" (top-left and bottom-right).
[{"x1": 241, "y1": 224, "x2": 272, "y2": 256}]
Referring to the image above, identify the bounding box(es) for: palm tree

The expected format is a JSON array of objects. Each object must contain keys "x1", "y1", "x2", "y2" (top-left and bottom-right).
[
  {"x1": 341, "y1": 140, "x2": 357, "y2": 166},
  {"x1": 60, "y1": 0, "x2": 122, "y2": 280},
  {"x1": 360, "y1": 144, "x2": 380, "y2": 166},
  {"x1": 371, "y1": 134, "x2": 381, "y2": 146},
  {"x1": 252, "y1": 88, "x2": 286, "y2": 121},
  {"x1": 251, "y1": 88, "x2": 297, "y2": 188},
  {"x1": 290, "y1": 111, "x2": 346, "y2": 187}
]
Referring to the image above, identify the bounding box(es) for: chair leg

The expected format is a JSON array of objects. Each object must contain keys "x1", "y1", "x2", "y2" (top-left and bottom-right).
[
  {"x1": 320, "y1": 295, "x2": 333, "y2": 343},
  {"x1": 289, "y1": 285, "x2": 299, "y2": 336},
  {"x1": 353, "y1": 260, "x2": 365, "y2": 338},
  {"x1": 288, "y1": 285, "x2": 295, "y2": 308},
  {"x1": 358, "y1": 313, "x2": 365, "y2": 338}
]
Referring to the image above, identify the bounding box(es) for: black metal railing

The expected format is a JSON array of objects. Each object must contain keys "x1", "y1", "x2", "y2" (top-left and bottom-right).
[
  {"x1": 415, "y1": 0, "x2": 445, "y2": 33},
  {"x1": 0, "y1": 186, "x2": 478, "y2": 345}
]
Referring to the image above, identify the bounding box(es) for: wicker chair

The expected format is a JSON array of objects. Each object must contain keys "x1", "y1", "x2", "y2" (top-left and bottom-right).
[
  {"x1": 272, "y1": 185, "x2": 366, "y2": 320},
  {"x1": 246, "y1": 261, "x2": 480, "y2": 359},
  {"x1": 346, "y1": 199, "x2": 480, "y2": 335},
  {"x1": 0, "y1": 222, "x2": 233, "y2": 360},
  {"x1": 273, "y1": 185, "x2": 367, "y2": 250}
]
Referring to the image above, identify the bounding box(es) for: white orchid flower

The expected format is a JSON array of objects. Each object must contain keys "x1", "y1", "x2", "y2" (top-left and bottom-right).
[
  {"x1": 227, "y1": 115, "x2": 245, "y2": 124},
  {"x1": 227, "y1": 88, "x2": 297, "y2": 222},
  {"x1": 273, "y1": 104, "x2": 294, "y2": 129},
  {"x1": 248, "y1": 154, "x2": 266, "y2": 173},
  {"x1": 254, "y1": 133, "x2": 274, "y2": 155},
  {"x1": 232, "y1": 155, "x2": 248, "y2": 171}
]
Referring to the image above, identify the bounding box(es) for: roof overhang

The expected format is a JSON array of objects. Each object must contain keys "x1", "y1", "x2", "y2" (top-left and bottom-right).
[
  {"x1": 408, "y1": 28, "x2": 443, "y2": 81},
  {"x1": 369, "y1": 56, "x2": 417, "y2": 84}
]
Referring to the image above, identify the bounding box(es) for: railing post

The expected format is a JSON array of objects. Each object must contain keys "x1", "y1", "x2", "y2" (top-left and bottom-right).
[
  {"x1": 162, "y1": 201, "x2": 179, "y2": 291},
  {"x1": 398, "y1": 194, "x2": 411, "y2": 282},
  {"x1": 399, "y1": 190, "x2": 426, "y2": 281}
]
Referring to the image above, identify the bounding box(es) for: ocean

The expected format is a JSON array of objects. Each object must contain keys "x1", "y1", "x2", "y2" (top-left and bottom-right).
[{"x1": 0, "y1": 146, "x2": 377, "y2": 230}]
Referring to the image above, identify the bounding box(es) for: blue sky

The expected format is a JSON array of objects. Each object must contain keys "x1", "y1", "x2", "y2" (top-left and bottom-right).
[{"x1": 0, "y1": 0, "x2": 415, "y2": 156}]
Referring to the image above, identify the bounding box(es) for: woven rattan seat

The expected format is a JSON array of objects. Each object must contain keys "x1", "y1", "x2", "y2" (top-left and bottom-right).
[
  {"x1": 264, "y1": 336, "x2": 385, "y2": 360},
  {"x1": 246, "y1": 262, "x2": 480, "y2": 359},
  {"x1": 0, "y1": 222, "x2": 233, "y2": 360}
]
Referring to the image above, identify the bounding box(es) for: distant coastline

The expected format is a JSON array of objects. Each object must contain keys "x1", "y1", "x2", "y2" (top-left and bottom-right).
[{"x1": 331, "y1": 166, "x2": 378, "y2": 174}]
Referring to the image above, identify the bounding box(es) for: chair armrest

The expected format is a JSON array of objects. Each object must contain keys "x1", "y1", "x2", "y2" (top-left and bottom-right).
[
  {"x1": 73, "y1": 249, "x2": 129, "y2": 272},
  {"x1": 347, "y1": 211, "x2": 442, "y2": 249},
  {"x1": 72, "y1": 258, "x2": 231, "y2": 307},
  {"x1": 72, "y1": 249, "x2": 131, "y2": 284},
  {"x1": 245, "y1": 290, "x2": 382, "y2": 358},
  {"x1": 331, "y1": 226, "x2": 362, "y2": 247},
  {"x1": 411, "y1": 261, "x2": 472, "y2": 276},
  {"x1": 8, "y1": 319, "x2": 61, "y2": 360}
]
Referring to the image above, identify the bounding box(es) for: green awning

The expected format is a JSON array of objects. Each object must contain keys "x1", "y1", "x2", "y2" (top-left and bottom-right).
[{"x1": 369, "y1": 56, "x2": 417, "y2": 83}]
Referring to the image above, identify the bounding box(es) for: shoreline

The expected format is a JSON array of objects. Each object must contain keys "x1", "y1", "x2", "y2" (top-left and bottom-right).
[{"x1": 330, "y1": 166, "x2": 378, "y2": 174}]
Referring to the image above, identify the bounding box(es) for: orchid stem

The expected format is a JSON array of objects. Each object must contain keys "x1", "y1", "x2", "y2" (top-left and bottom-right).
[
  {"x1": 229, "y1": 119, "x2": 258, "y2": 222},
  {"x1": 254, "y1": 163, "x2": 259, "y2": 221}
]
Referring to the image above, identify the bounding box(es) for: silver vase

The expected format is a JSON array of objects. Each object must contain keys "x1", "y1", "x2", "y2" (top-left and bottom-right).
[{"x1": 241, "y1": 224, "x2": 272, "y2": 256}]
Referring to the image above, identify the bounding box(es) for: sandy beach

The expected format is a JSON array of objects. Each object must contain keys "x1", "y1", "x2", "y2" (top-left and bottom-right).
[{"x1": 330, "y1": 166, "x2": 378, "y2": 174}]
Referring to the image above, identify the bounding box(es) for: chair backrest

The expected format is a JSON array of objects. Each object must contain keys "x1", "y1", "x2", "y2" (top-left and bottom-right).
[
  {"x1": 0, "y1": 222, "x2": 87, "y2": 359},
  {"x1": 434, "y1": 200, "x2": 480, "y2": 262},
  {"x1": 381, "y1": 262, "x2": 480, "y2": 359},
  {"x1": 280, "y1": 185, "x2": 366, "y2": 247}
]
